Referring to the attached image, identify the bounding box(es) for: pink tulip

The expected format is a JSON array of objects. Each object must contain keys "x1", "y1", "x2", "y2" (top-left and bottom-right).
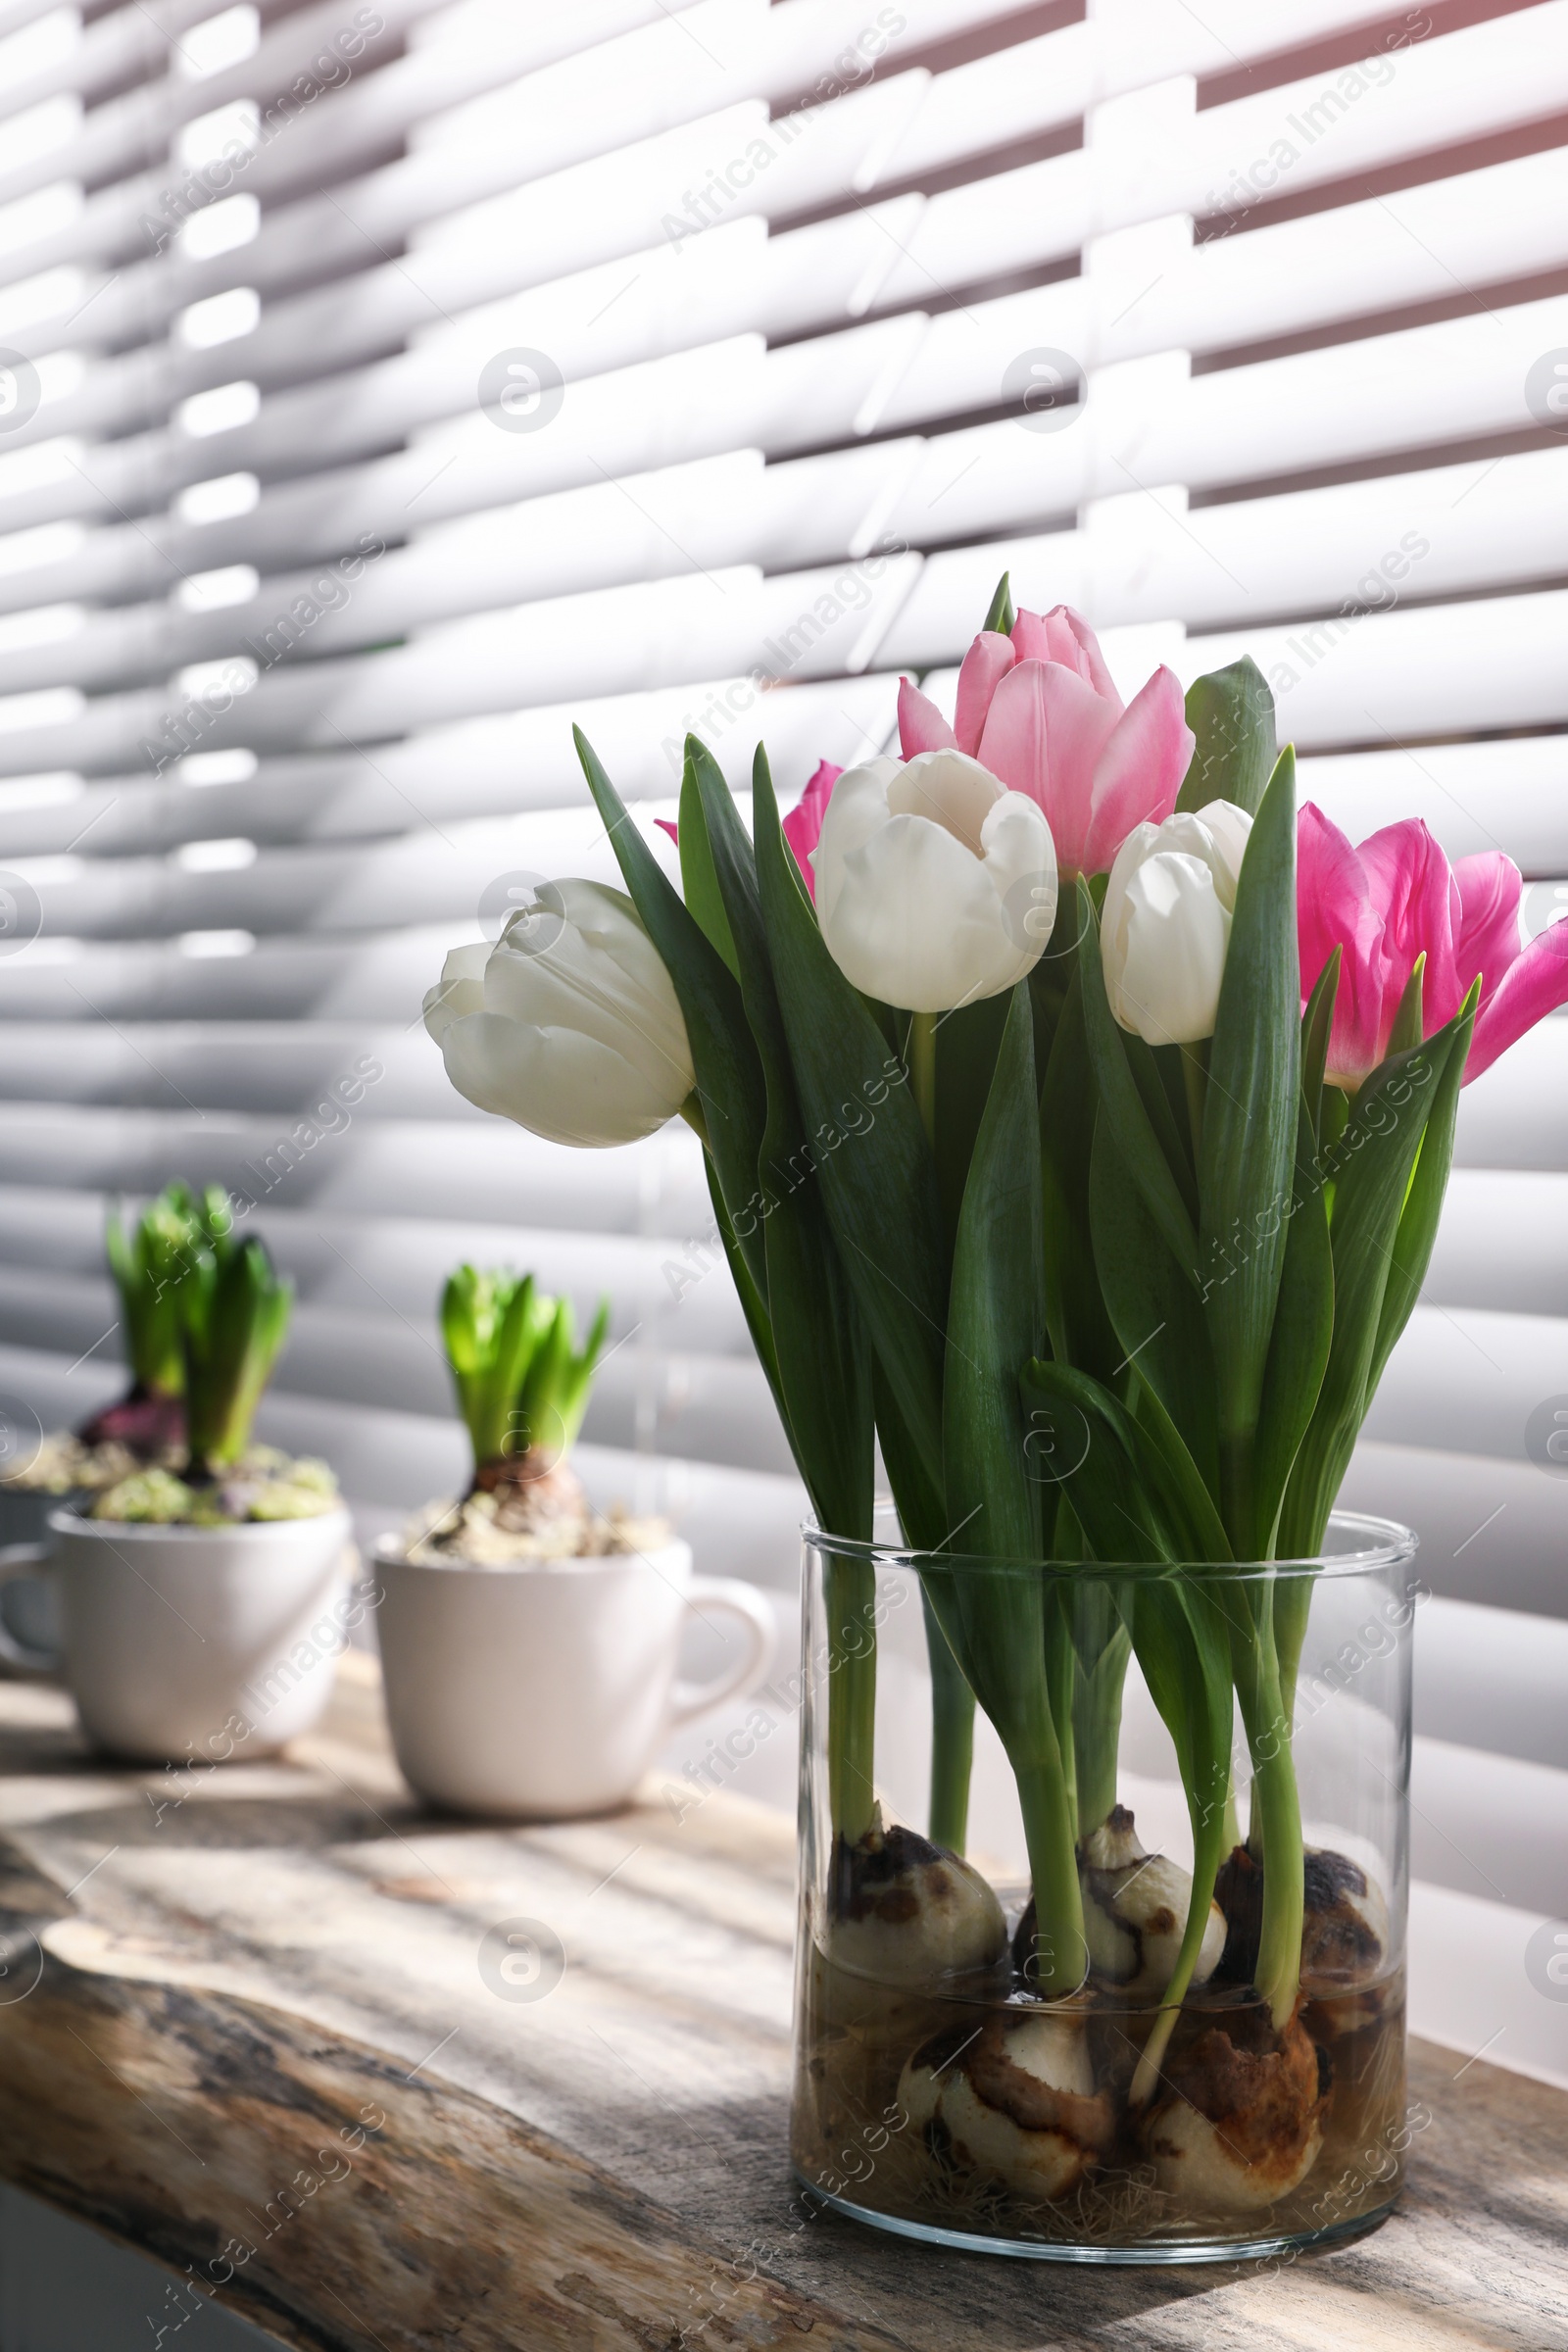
[
  {"x1": 655, "y1": 760, "x2": 843, "y2": 903},
  {"x1": 781, "y1": 759, "x2": 841, "y2": 903},
  {"x1": 1298, "y1": 805, "x2": 1568, "y2": 1088},
  {"x1": 897, "y1": 604, "x2": 1194, "y2": 877}
]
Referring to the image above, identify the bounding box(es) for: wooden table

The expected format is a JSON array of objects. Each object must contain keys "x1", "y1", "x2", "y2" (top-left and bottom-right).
[{"x1": 0, "y1": 1656, "x2": 1563, "y2": 2352}]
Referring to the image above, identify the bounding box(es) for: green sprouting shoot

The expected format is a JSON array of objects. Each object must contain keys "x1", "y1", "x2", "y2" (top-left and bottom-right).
[
  {"x1": 180, "y1": 1235, "x2": 293, "y2": 1477},
  {"x1": 440, "y1": 1265, "x2": 610, "y2": 1481},
  {"x1": 106, "y1": 1181, "x2": 232, "y2": 1397}
]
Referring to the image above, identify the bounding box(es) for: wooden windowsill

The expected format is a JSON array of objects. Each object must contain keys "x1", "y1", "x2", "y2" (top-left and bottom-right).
[{"x1": 0, "y1": 1653, "x2": 1561, "y2": 2351}]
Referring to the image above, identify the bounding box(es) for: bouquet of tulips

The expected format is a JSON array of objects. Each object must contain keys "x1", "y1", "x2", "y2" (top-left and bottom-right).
[{"x1": 426, "y1": 577, "x2": 1567, "y2": 2222}]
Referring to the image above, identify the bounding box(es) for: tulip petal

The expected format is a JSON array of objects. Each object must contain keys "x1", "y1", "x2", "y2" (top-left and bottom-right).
[
  {"x1": 887, "y1": 748, "x2": 1003, "y2": 858},
  {"x1": 814, "y1": 755, "x2": 1051, "y2": 1010},
  {"x1": 487, "y1": 952, "x2": 691, "y2": 1102},
  {"x1": 478, "y1": 878, "x2": 694, "y2": 1109},
  {"x1": 440, "y1": 1012, "x2": 677, "y2": 1148},
  {"x1": 1298, "y1": 809, "x2": 1565, "y2": 1093},
  {"x1": 979, "y1": 789, "x2": 1058, "y2": 966},
  {"x1": 1358, "y1": 819, "x2": 1460, "y2": 1031},
  {"x1": 1297, "y1": 804, "x2": 1389, "y2": 1089},
  {"x1": 780, "y1": 758, "x2": 841, "y2": 901},
  {"x1": 976, "y1": 660, "x2": 1121, "y2": 873},
  {"x1": 1104, "y1": 850, "x2": 1231, "y2": 1048},
  {"x1": 1078, "y1": 666, "x2": 1195, "y2": 877},
  {"x1": 1187, "y1": 798, "x2": 1253, "y2": 909},
  {"x1": 422, "y1": 941, "x2": 490, "y2": 1044},
  {"x1": 1452, "y1": 852, "x2": 1523, "y2": 1009},
  {"x1": 1011, "y1": 605, "x2": 1122, "y2": 706},
  {"x1": 825, "y1": 814, "x2": 1031, "y2": 1011},
  {"x1": 811, "y1": 756, "x2": 902, "y2": 934},
  {"x1": 1465, "y1": 919, "x2": 1568, "y2": 1082},
  {"x1": 953, "y1": 630, "x2": 1015, "y2": 755},
  {"x1": 898, "y1": 677, "x2": 957, "y2": 758}
]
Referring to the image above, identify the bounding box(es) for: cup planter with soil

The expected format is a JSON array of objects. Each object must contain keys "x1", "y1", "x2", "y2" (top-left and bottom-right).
[
  {"x1": 0, "y1": 1213, "x2": 353, "y2": 1762},
  {"x1": 0, "y1": 1185, "x2": 233, "y2": 1654},
  {"x1": 375, "y1": 1266, "x2": 772, "y2": 1817}
]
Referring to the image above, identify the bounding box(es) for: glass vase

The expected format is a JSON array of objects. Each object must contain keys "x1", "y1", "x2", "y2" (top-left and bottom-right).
[{"x1": 792, "y1": 1509, "x2": 1416, "y2": 2263}]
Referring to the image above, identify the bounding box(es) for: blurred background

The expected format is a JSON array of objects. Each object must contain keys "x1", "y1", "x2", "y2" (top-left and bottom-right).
[{"x1": 0, "y1": 0, "x2": 1562, "y2": 2081}]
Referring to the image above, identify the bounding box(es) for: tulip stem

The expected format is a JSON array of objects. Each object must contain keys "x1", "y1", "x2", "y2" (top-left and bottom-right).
[
  {"x1": 924, "y1": 1586, "x2": 975, "y2": 1851},
  {"x1": 1012, "y1": 1745, "x2": 1088, "y2": 1996},
  {"x1": 905, "y1": 1016, "x2": 977, "y2": 1851},
  {"x1": 908, "y1": 1011, "x2": 938, "y2": 1144},
  {"x1": 825, "y1": 1556, "x2": 879, "y2": 1844},
  {"x1": 1230, "y1": 1607, "x2": 1304, "y2": 2031}
]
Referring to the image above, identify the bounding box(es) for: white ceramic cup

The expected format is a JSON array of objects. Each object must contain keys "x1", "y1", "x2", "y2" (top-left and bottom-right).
[
  {"x1": 0, "y1": 1507, "x2": 357, "y2": 1763},
  {"x1": 373, "y1": 1536, "x2": 775, "y2": 1818}
]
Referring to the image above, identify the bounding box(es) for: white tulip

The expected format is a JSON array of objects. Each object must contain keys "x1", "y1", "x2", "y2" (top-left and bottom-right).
[
  {"x1": 812, "y1": 751, "x2": 1057, "y2": 1012},
  {"x1": 1101, "y1": 800, "x2": 1253, "y2": 1048},
  {"x1": 423, "y1": 878, "x2": 694, "y2": 1148}
]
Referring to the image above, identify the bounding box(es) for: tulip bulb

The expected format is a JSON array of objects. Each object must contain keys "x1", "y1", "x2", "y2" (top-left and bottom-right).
[
  {"x1": 899, "y1": 2006, "x2": 1114, "y2": 2202},
  {"x1": 1080, "y1": 1806, "x2": 1226, "y2": 2000},
  {"x1": 1300, "y1": 1848, "x2": 1391, "y2": 1984},
  {"x1": 1142, "y1": 2007, "x2": 1328, "y2": 2213},
  {"x1": 1214, "y1": 1842, "x2": 1392, "y2": 2030},
  {"x1": 826, "y1": 1815, "x2": 1007, "y2": 1986},
  {"x1": 1299, "y1": 1848, "x2": 1393, "y2": 2035},
  {"x1": 1009, "y1": 1807, "x2": 1226, "y2": 2003},
  {"x1": 814, "y1": 1813, "x2": 1008, "y2": 2046}
]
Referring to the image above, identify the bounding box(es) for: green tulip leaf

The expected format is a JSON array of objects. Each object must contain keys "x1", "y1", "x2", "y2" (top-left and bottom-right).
[
  {"x1": 1388, "y1": 953, "x2": 1428, "y2": 1058},
  {"x1": 944, "y1": 990, "x2": 1084, "y2": 1992},
  {"x1": 575, "y1": 726, "x2": 769, "y2": 1298},
  {"x1": 933, "y1": 991, "x2": 1010, "y2": 1252},
  {"x1": 750, "y1": 746, "x2": 949, "y2": 1475},
  {"x1": 1300, "y1": 944, "x2": 1341, "y2": 1144},
  {"x1": 1088, "y1": 1112, "x2": 1219, "y2": 1493},
  {"x1": 1077, "y1": 878, "x2": 1200, "y2": 1286},
  {"x1": 702, "y1": 1154, "x2": 787, "y2": 1432},
  {"x1": 1250, "y1": 1094, "x2": 1335, "y2": 1558},
  {"x1": 982, "y1": 571, "x2": 1015, "y2": 635},
  {"x1": 1178, "y1": 657, "x2": 1277, "y2": 818},
  {"x1": 1020, "y1": 1357, "x2": 1230, "y2": 1566},
  {"x1": 1040, "y1": 970, "x2": 1120, "y2": 1383},
  {"x1": 1199, "y1": 745, "x2": 1299, "y2": 1552},
  {"x1": 1278, "y1": 1004, "x2": 1470, "y2": 1556},
  {"x1": 944, "y1": 980, "x2": 1045, "y2": 1567},
  {"x1": 687, "y1": 736, "x2": 874, "y2": 1539},
  {"x1": 1368, "y1": 980, "x2": 1479, "y2": 1400},
  {"x1": 677, "y1": 753, "x2": 739, "y2": 979},
  {"x1": 1016, "y1": 1360, "x2": 1168, "y2": 1564}
]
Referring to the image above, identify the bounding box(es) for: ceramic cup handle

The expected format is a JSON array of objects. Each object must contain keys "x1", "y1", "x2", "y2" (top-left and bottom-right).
[
  {"x1": 0, "y1": 1544, "x2": 59, "y2": 1677},
  {"x1": 667, "y1": 1576, "x2": 775, "y2": 1729}
]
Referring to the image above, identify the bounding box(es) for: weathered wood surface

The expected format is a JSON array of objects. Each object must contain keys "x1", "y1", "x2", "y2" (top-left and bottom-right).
[{"x1": 0, "y1": 1658, "x2": 1563, "y2": 2352}]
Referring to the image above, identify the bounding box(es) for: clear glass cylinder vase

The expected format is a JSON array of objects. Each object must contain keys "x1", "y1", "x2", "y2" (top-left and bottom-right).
[{"x1": 792, "y1": 1509, "x2": 1416, "y2": 2264}]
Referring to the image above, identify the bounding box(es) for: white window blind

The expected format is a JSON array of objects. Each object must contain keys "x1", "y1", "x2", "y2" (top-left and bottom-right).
[{"x1": 0, "y1": 0, "x2": 1562, "y2": 2081}]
